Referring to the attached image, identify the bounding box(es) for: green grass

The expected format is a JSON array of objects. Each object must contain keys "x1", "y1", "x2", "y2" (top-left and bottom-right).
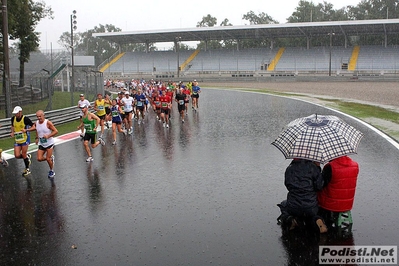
[
  {"x1": 233, "y1": 87, "x2": 399, "y2": 140},
  {"x1": 319, "y1": 99, "x2": 399, "y2": 123},
  {"x1": 0, "y1": 91, "x2": 96, "y2": 118},
  {"x1": 240, "y1": 88, "x2": 399, "y2": 124}
]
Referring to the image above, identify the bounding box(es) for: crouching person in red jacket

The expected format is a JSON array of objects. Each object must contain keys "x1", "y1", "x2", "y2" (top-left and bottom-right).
[{"x1": 318, "y1": 156, "x2": 359, "y2": 227}]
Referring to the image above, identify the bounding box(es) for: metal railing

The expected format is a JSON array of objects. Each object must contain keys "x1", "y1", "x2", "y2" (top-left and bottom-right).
[{"x1": 0, "y1": 104, "x2": 93, "y2": 139}]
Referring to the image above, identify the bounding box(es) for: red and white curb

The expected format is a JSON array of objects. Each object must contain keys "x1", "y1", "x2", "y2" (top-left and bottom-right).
[{"x1": 1, "y1": 130, "x2": 84, "y2": 160}]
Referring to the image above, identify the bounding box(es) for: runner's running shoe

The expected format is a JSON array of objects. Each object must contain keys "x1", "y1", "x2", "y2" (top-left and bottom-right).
[
  {"x1": 86, "y1": 156, "x2": 93, "y2": 162},
  {"x1": 98, "y1": 137, "x2": 105, "y2": 146},
  {"x1": 48, "y1": 170, "x2": 55, "y2": 179},
  {"x1": 1, "y1": 158, "x2": 8, "y2": 167},
  {"x1": 22, "y1": 168, "x2": 31, "y2": 177}
]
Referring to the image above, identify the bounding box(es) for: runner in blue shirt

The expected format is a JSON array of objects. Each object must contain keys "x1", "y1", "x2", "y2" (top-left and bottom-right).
[{"x1": 191, "y1": 80, "x2": 201, "y2": 111}]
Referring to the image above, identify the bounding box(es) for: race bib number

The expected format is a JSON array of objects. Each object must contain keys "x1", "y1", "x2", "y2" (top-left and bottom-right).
[
  {"x1": 112, "y1": 110, "x2": 119, "y2": 117},
  {"x1": 137, "y1": 101, "x2": 143, "y2": 107},
  {"x1": 39, "y1": 137, "x2": 48, "y2": 144},
  {"x1": 161, "y1": 102, "x2": 168, "y2": 108},
  {"x1": 179, "y1": 100, "x2": 184, "y2": 105},
  {"x1": 98, "y1": 106, "x2": 104, "y2": 110},
  {"x1": 14, "y1": 132, "x2": 24, "y2": 141},
  {"x1": 84, "y1": 123, "x2": 93, "y2": 131}
]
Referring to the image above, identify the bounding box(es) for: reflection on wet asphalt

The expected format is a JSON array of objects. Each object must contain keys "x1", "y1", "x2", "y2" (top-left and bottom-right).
[{"x1": 0, "y1": 89, "x2": 398, "y2": 265}]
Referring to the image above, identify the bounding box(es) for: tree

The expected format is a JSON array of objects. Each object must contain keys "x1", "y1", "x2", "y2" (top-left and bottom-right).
[
  {"x1": 242, "y1": 11, "x2": 278, "y2": 24},
  {"x1": 59, "y1": 24, "x2": 157, "y2": 66},
  {"x1": 122, "y1": 42, "x2": 157, "y2": 52},
  {"x1": 196, "y1": 14, "x2": 217, "y2": 27},
  {"x1": 196, "y1": 14, "x2": 222, "y2": 50},
  {"x1": 219, "y1": 19, "x2": 232, "y2": 26},
  {"x1": 76, "y1": 24, "x2": 121, "y2": 65},
  {"x1": 241, "y1": 11, "x2": 278, "y2": 48},
  {"x1": 9, "y1": 0, "x2": 53, "y2": 87},
  {"x1": 285, "y1": 1, "x2": 351, "y2": 47},
  {"x1": 58, "y1": 31, "x2": 81, "y2": 51},
  {"x1": 287, "y1": 1, "x2": 348, "y2": 22},
  {"x1": 347, "y1": 0, "x2": 399, "y2": 20},
  {"x1": 219, "y1": 19, "x2": 237, "y2": 49},
  {"x1": 59, "y1": 24, "x2": 120, "y2": 66}
]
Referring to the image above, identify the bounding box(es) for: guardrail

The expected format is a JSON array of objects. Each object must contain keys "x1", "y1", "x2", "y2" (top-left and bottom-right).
[{"x1": 0, "y1": 103, "x2": 94, "y2": 139}]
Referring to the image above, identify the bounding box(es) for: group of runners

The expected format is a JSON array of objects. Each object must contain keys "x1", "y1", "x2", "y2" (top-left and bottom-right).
[
  {"x1": 4, "y1": 106, "x2": 58, "y2": 179},
  {"x1": 77, "y1": 79, "x2": 201, "y2": 161},
  {"x1": 3, "y1": 79, "x2": 201, "y2": 180}
]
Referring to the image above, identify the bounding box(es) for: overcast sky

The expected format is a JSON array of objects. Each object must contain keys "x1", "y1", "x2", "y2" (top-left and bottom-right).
[{"x1": 35, "y1": 0, "x2": 361, "y2": 51}]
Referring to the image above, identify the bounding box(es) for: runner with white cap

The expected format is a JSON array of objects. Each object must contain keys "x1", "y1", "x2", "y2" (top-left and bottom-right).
[
  {"x1": 77, "y1": 94, "x2": 91, "y2": 138},
  {"x1": 10, "y1": 106, "x2": 34, "y2": 176},
  {"x1": 121, "y1": 91, "x2": 134, "y2": 134}
]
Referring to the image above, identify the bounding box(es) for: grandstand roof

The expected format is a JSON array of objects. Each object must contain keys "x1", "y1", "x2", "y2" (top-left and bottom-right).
[{"x1": 93, "y1": 19, "x2": 399, "y2": 45}]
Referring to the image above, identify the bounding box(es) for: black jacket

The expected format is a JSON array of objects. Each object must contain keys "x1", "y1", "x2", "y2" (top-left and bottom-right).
[{"x1": 284, "y1": 159, "x2": 323, "y2": 211}]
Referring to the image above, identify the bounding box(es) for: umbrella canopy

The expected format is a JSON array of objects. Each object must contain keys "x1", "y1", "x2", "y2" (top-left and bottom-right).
[{"x1": 271, "y1": 114, "x2": 363, "y2": 164}]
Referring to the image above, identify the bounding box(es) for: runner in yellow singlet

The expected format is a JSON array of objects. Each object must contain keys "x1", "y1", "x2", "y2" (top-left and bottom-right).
[
  {"x1": 94, "y1": 93, "x2": 106, "y2": 138},
  {"x1": 10, "y1": 106, "x2": 34, "y2": 176},
  {"x1": 104, "y1": 93, "x2": 112, "y2": 129}
]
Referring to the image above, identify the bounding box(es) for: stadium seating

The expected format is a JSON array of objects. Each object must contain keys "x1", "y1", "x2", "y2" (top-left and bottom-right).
[
  {"x1": 10, "y1": 45, "x2": 399, "y2": 80},
  {"x1": 103, "y1": 45, "x2": 399, "y2": 75}
]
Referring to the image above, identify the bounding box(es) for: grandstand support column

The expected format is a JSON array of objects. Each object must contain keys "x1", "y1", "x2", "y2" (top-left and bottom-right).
[
  {"x1": 328, "y1": 31, "x2": 335, "y2": 76},
  {"x1": 2, "y1": 0, "x2": 12, "y2": 117}
]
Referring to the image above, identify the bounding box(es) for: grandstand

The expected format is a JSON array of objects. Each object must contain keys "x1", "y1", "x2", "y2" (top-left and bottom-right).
[
  {"x1": 10, "y1": 44, "x2": 399, "y2": 85},
  {"x1": 8, "y1": 19, "x2": 399, "y2": 84},
  {"x1": 5, "y1": 20, "x2": 399, "y2": 112},
  {"x1": 100, "y1": 45, "x2": 399, "y2": 80}
]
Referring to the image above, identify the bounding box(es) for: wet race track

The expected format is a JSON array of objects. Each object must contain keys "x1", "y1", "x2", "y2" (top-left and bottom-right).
[{"x1": 0, "y1": 89, "x2": 398, "y2": 265}]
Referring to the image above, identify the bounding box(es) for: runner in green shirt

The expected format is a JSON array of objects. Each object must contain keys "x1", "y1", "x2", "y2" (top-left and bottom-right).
[{"x1": 78, "y1": 104, "x2": 105, "y2": 162}]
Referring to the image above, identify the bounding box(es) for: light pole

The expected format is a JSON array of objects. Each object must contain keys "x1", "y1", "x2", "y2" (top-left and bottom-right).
[
  {"x1": 70, "y1": 10, "x2": 77, "y2": 106},
  {"x1": 2, "y1": 0, "x2": 12, "y2": 117},
  {"x1": 328, "y1": 31, "x2": 335, "y2": 76}
]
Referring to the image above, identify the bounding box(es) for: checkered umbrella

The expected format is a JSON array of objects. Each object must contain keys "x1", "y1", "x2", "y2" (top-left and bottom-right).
[{"x1": 271, "y1": 114, "x2": 363, "y2": 164}]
